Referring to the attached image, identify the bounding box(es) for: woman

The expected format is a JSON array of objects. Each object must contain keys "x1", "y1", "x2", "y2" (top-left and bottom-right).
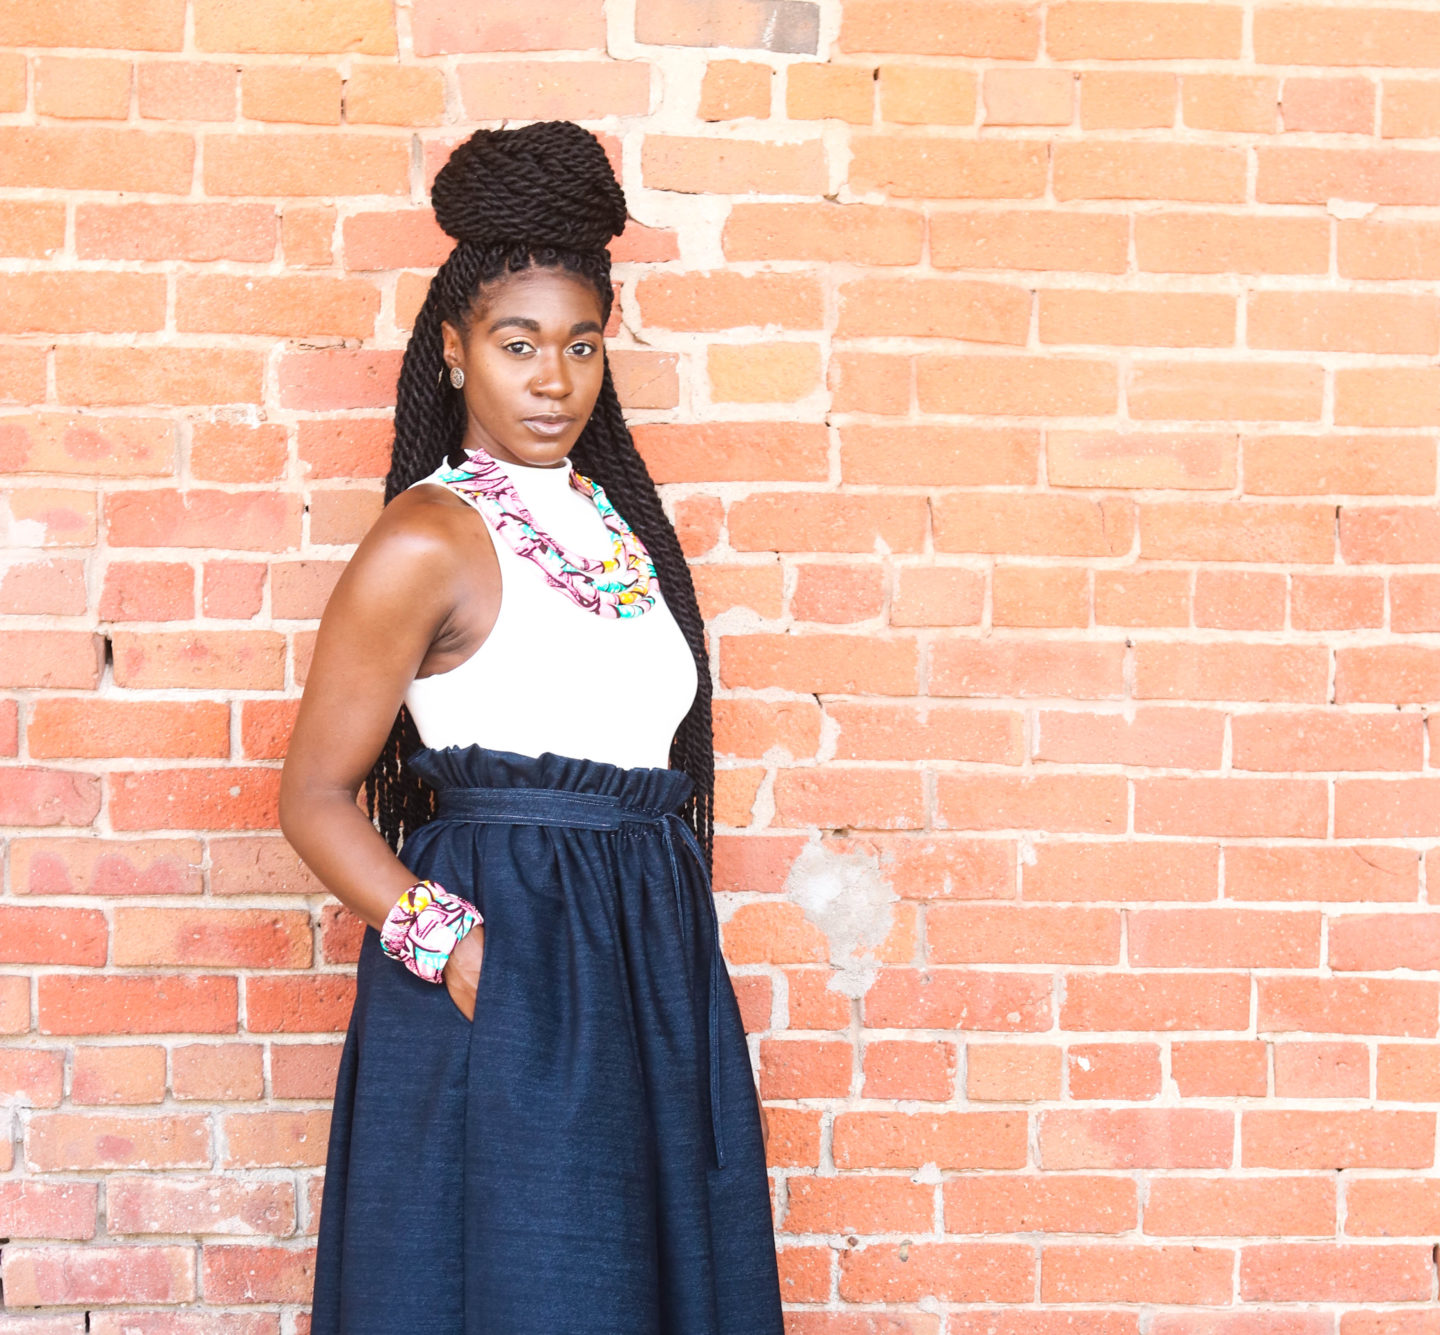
[{"x1": 278, "y1": 121, "x2": 784, "y2": 1334}]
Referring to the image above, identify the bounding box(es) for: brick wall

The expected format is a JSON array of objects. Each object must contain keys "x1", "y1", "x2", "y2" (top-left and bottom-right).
[{"x1": 2, "y1": 0, "x2": 1439, "y2": 1329}]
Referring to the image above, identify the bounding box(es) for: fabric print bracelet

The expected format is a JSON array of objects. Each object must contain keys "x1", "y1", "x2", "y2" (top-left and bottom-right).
[{"x1": 379, "y1": 879, "x2": 482, "y2": 984}]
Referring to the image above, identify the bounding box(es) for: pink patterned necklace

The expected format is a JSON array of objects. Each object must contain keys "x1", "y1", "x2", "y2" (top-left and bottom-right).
[{"x1": 436, "y1": 445, "x2": 659, "y2": 619}]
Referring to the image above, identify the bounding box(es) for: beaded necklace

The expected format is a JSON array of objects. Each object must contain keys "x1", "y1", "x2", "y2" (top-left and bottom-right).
[{"x1": 436, "y1": 445, "x2": 659, "y2": 619}]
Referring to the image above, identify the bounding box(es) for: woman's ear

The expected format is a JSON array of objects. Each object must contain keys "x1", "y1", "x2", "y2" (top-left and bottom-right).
[{"x1": 439, "y1": 319, "x2": 463, "y2": 370}]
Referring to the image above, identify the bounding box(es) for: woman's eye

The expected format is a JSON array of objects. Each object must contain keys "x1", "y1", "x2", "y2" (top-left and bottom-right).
[
  {"x1": 571, "y1": 342, "x2": 596, "y2": 357},
  {"x1": 502, "y1": 340, "x2": 532, "y2": 355}
]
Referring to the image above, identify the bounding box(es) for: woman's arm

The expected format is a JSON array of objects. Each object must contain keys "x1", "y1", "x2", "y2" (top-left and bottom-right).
[{"x1": 278, "y1": 508, "x2": 458, "y2": 933}]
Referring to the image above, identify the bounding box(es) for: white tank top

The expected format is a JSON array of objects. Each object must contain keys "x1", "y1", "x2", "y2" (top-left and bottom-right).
[{"x1": 402, "y1": 453, "x2": 699, "y2": 771}]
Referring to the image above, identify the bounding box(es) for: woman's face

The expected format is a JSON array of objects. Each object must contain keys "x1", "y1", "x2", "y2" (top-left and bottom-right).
[{"x1": 440, "y1": 265, "x2": 608, "y2": 469}]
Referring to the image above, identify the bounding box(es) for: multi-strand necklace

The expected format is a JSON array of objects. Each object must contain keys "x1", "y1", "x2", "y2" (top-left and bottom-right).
[{"x1": 436, "y1": 445, "x2": 659, "y2": 619}]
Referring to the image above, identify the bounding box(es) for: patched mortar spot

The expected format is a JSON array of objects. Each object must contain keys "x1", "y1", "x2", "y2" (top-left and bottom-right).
[{"x1": 783, "y1": 838, "x2": 897, "y2": 1000}]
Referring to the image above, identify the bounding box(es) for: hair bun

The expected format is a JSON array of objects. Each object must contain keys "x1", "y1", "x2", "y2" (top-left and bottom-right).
[{"x1": 430, "y1": 120, "x2": 628, "y2": 253}]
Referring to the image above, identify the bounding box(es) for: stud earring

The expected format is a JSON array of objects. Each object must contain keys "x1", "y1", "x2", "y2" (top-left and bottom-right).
[{"x1": 449, "y1": 365, "x2": 465, "y2": 389}]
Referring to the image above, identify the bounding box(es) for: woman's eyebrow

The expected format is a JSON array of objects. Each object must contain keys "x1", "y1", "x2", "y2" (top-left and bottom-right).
[{"x1": 486, "y1": 316, "x2": 604, "y2": 335}]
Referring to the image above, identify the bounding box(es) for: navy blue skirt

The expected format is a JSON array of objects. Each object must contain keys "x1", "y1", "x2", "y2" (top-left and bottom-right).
[{"x1": 309, "y1": 744, "x2": 784, "y2": 1335}]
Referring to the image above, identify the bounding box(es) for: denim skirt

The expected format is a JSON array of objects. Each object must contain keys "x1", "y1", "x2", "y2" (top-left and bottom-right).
[{"x1": 308, "y1": 743, "x2": 785, "y2": 1335}]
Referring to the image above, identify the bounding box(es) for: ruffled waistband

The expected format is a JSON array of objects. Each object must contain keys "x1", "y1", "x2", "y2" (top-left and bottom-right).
[{"x1": 405, "y1": 743, "x2": 694, "y2": 817}]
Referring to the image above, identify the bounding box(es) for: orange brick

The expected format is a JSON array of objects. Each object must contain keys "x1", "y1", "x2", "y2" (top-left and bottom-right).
[
  {"x1": 195, "y1": 0, "x2": 396, "y2": 53},
  {"x1": 1251, "y1": 291, "x2": 1440, "y2": 355},
  {"x1": 1283, "y1": 76, "x2": 1375, "y2": 134},
  {"x1": 1040, "y1": 1109, "x2": 1234, "y2": 1169},
  {"x1": 698, "y1": 60, "x2": 771, "y2": 120},
  {"x1": 838, "y1": 3, "x2": 1039, "y2": 59},
  {"x1": 932, "y1": 210, "x2": 1129, "y2": 273},
  {"x1": 879, "y1": 63, "x2": 977, "y2": 124},
  {"x1": 724, "y1": 201, "x2": 923, "y2": 263},
  {"x1": 1047, "y1": 3, "x2": 1242, "y2": 60},
  {"x1": 966, "y1": 1044, "x2": 1063, "y2": 1102},
  {"x1": 1054, "y1": 143, "x2": 1246, "y2": 203},
  {"x1": 984, "y1": 68, "x2": 1073, "y2": 126},
  {"x1": 1082, "y1": 71, "x2": 1176, "y2": 129},
  {"x1": 1061, "y1": 973, "x2": 1250, "y2": 1033},
  {"x1": 851, "y1": 135, "x2": 1046, "y2": 199},
  {"x1": 1183, "y1": 74, "x2": 1280, "y2": 133},
  {"x1": 343, "y1": 65, "x2": 443, "y2": 126},
  {"x1": 34, "y1": 57, "x2": 133, "y2": 120},
  {"x1": 1137, "y1": 212, "x2": 1330, "y2": 275}
]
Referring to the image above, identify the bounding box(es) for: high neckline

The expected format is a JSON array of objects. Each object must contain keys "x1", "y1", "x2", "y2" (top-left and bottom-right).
[{"x1": 470, "y1": 451, "x2": 575, "y2": 490}]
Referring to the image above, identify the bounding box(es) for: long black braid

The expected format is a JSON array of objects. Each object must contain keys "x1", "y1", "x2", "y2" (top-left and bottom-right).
[{"x1": 363, "y1": 121, "x2": 715, "y2": 872}]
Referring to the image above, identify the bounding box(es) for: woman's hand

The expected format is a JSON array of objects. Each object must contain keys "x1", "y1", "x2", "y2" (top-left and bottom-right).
[{"x1": 442, "y1": 925, "x2": 486, "y2": 1021}]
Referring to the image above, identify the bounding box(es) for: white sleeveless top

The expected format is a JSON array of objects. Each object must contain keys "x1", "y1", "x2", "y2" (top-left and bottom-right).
[{"x1": 402, "y1": 453, "x2": 699, "y2": 771}]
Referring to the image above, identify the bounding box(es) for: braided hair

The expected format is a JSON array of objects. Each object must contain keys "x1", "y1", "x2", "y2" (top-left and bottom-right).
[{"x1": 364, "y1": 121, "x2": 715, "y2": 873}]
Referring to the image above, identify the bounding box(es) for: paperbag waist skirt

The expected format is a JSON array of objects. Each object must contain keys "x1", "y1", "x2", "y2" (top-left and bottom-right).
[{"x1": 308, "y1": 742, "x2": 785, "y2": 1335}]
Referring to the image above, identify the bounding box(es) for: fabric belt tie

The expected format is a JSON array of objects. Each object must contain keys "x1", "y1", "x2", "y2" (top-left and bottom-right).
[{"x1": 434, "y1": 786, "x2": 728, "y2": 1171}]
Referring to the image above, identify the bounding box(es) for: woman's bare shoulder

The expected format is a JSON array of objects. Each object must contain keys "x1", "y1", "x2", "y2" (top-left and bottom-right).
[{"x1": 329, "y1": 479, "x2": 479, "y2": 622}]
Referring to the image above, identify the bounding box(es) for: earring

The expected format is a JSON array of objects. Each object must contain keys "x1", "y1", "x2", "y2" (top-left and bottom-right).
[{"x1": 449, "y1": 365, "x2": 465, "y2": 389}]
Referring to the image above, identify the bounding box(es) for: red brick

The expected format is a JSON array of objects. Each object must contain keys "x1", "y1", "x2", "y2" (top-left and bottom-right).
[
  {"x1": 782, "y1": 1175, "x2": 932, "y2": 1235},
  {"x1": 38, "y1": 976, "x2": 237, "y2": 1036},
  {"x1": 1378, "y1": 1044, "x2": 1440, "y2": 1102},
  {"x1": 1226, "y1": 845, "x2": 1419, "y2": 903},
  {"x1": 833, "y1": 1110, "x2": 1027, "y2": 1170},
  {"x1": 1066, "y1": 1043, "x2": 1161, "y2": 1100},
  {"x1": 967, "y1": 1044, "x2": 1063, "y2": 1101},
  {"x1": 1241, "y1": 1244, "x2": 1434, "y2": 1302},
  {"x1": 930, "y1": 639, "x2": 1126, "y2": 699},
  {"x1": 10, "y1": 838, "x2": 203, "y2": 898},
  {"x1": 1146, "y1": 1177, "x2": 1335, "y2": 1237},
  {"x1": 1042, "y1": 1243, "x2": 1234, "y2": 1305},
  {"x1": 1135, "y1": 778, "x2": 1327, "y2": 838},
  {"x1": 928, "y1": 906, "x2": 1120, "y2": 965},
  {"x1": 1135, "y1": 643, "x2": 1327, "y2": 703},
  {"x1": 1128, "y1": 909, "x2": 1321, "y2": 968},
  {"x1": 838, "y1": 1239, "x2": 1034, "y2": 1304},
  {"x1": 29, "y1": 701, "x2": 228, "y2": 760},
  {"x1": 107, "y1": 1175, "x2": 294, "y2": 1237},
  {"x1": 937, "y1": 774, "x2": 1127, "y2": 834},
  {"x1": 1048, "y1": 430, "x2": 1236, "y2": 489},
  {"x1": 830, "y1": 703, "x2": 1021, "y2": 764},
  {"x1": 1025, "y1": 842, "x2": 1218, "y2": 902},
  {"x1": 1172, "y1": 1042, "x2": 1269, "y2": 1098},
  {"x1": 1061, "y1": 973, "x2": 1250, "y2": 1032},
  {"x1": 0, "y1": 767, "x2": 102, "y2": 827},
  {"x1": 2, "y1": 1245, "x2": 196, "y2": 1307},
  {"x1": 1274, "y1": 1042, "x2": 1371, "y2": 1099},
  {"x1": 0, "y1": 1180, "x2": 98, "y2": 1240},
  {"x1": 945, "y1": 1175, "x2": 1137, "y2": 1234},
  {"x1": 200, "y1": 1243, "x2": 315, "y2": 1305},
  {"x1": 863, "y1": 969, "x2": 1052, "y2": 1032},
  {"x1": 1293, "y1": 574, "x2": 1385, "y2": 629},
  {"x1": 171, "y1": 1043, "x2": 265, "y2": 1102},
  {"x1": 1330, "y1": 914, "x2": 1440, "y2": 972},
  {"x1": 860, "y1": 1039, "x2": 957, "y2": 1101},
  {"x1": 1033, "y1": 709, "x2": 1225, "y2": 769},
  {"x1": 1346, "y1": 1179, "x2": 1440, "y2": 1238},
  {"x1": 1259, "y1": 978, "x2": 1438, "y2": 1038}
]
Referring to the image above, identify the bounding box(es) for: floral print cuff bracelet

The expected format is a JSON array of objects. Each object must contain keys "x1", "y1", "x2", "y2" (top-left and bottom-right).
[{"x1": 378, "y1": 879, "x2": 481, "y2": 984}]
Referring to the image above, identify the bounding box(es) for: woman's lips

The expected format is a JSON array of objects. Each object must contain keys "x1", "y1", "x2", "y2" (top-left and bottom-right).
[{"x1": 523, "y1": 416, "x2": 573, "y2": 436}]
